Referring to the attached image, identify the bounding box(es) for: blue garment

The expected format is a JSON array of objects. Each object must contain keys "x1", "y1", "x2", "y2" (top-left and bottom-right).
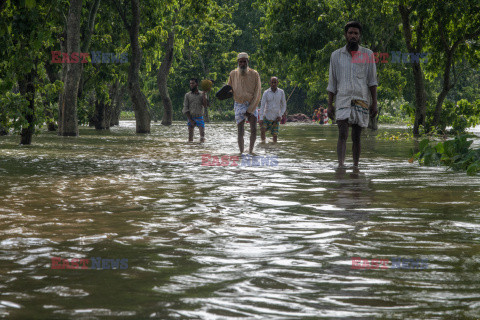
[{"x1": 187, "y1": 116, "x2": 205, "y2": 128}]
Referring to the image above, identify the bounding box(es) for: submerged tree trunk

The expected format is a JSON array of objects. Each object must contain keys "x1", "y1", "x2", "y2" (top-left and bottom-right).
[
  {"x1": 157, "y1": 30, "x2": 175, "y2": 126},
  {"x1": 399, "y1": 5, "x2": 426, "y2": 136},
  {"x1": 113, "y1": 0, "x2": 150, "y2": 132},
  {"x1": 110, "y1": 80, "x2": 122, "y2": 126},
  {"x1": 411, "y1": 63, "x2": 427, "y2": 135},
  {"x1": 58, "y1": 0, "x2": 83, "y2": 136},
  {"x1": 432, "y1": 31, "x2": 464, "y2": 129},
  {"x1": 57, "y1": 31, "x2": 67, "y2": 134},
  {"x1": 126, "y1": 0, "x2": 150, "y2": 133},
  {"x1": 78, "y1": 0, "x2": 101, "y2": 100},
  {"x1": 92, "y1": 99, "x2": 112, "y2": 130},
  {"x1": 18, "y1": 70, "x2": 36, "y2": 145}
]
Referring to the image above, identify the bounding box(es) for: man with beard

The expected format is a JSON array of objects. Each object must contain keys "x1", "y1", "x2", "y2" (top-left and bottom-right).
[
  {"x1": 327, "y1": 21, "x2": 378, "y2": 168},
  {"x1": 183, "y1": 78, "x2": 207, "y2": 142},
  {"x1": 228, "y1": 52, "x2": 262, "y2": 154}
]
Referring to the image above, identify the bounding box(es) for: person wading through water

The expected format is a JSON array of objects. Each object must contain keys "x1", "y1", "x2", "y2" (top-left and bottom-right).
[
  {"x1": 327, "y1": 21, "x2": 378, "y2": 168},
  {"x1": 227, "y1": 52, "x2": 262, "y2": 154}
]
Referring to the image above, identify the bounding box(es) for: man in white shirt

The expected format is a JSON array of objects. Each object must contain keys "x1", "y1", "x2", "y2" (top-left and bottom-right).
[
  {"x1": 259, "y1": 77, "x2": 287, "y2": 143},
  {"x1": 327, "y1": 21, "x2": 378, "y2": 168}
]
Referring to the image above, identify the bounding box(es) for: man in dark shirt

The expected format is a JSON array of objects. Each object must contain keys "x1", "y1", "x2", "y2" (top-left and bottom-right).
[{"x1": 183, "y1": 78, "x2": 207, "y2": 142}]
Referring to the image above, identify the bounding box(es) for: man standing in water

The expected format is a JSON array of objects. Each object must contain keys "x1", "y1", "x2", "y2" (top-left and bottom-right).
[
  {"x1": 228, "y1": 52, "x2": 262, "y2": 154},
  {"x1": 183, "y1": 78, "x2": 207, "y2": 142},
  {"x1": 259, "y1": 76, "x2": 287, "y2": 144},
  {"x1": 327, "y1": 21, "x2": 378, "y2": 168}
]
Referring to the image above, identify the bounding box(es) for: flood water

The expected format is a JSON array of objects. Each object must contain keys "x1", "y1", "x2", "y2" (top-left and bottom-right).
[{"x1": 1, "y1": 121, "x2": 480, "y2": 319}]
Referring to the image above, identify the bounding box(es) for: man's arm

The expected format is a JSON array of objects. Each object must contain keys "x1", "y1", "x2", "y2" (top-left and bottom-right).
[
  {"x1": 326, "y1": 55, "x2": 337, "y2": 121},
  {"x1": 279, "y1": 90, "x2": 287, "y2": 121},
  {"x1": 247, "y1": 72, "x2": 261, "y2": 113},
  {"x1": 369, "y1": 86, "x2": 378, "y2": 117},
  {"x1": 202, "y1": 92, "x2": 208, "y2": 108},
  {"x1": 366, "y1": 53, "x2": 378, "y2": 117},
  {"x1": 259, "y1": 91, "x2": 267, "y2": 124},
  {"x1": 327, "y1": 91, "x2": 336, "y2": 121}
]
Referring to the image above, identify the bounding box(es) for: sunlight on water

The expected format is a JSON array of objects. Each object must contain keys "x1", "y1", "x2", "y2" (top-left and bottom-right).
[{"x1": 1, "y1": 121, "x2": 480, "y2": 319}]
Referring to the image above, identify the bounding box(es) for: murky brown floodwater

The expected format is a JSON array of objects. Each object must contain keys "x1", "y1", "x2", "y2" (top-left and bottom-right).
[{"x1": 1, "y1": 121, "x2": 480, "y2": 319}]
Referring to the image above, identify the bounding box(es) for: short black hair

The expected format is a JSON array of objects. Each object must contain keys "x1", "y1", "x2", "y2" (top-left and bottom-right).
[
  {"x1": 190, "y1": 78, "x2": 198, "y2": 84},
  {"x1": 344, "y1": 21, "x2": 362, "y2": 34}
]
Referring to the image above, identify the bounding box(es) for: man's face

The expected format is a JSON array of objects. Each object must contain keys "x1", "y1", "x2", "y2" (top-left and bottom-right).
[
  {"x1": 189, "y1": 80, "x2": 198, "y2": 91},
  {"x1": 345, "y1": 27, "x2": 360, "y2": 46},
  {"x1": 270, "y1": 77, "x2": 278, "y2": 90},
  {"x1": 238, "y1": 58, "x2": 248, "y2": 70}
]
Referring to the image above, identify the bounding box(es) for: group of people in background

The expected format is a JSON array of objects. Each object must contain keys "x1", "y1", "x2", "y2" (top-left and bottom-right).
[
  {"x1": 182, "y1": 20, "x2": 378, "y2": 169},
  {"x1": 313, "y1": 107, "x2": 328, "y2": 124},
  {"x1": 183, "y1": 52, "x2": 287, "y2": 154}
]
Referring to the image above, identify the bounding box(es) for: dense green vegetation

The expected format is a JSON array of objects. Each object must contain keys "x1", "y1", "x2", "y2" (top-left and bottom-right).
[
  {"x1": 413, "y1": 135, "x2": 480, "y2": 175},
  {"x1": 0, "y1": 0, "x2": 479, "y2": 143}
]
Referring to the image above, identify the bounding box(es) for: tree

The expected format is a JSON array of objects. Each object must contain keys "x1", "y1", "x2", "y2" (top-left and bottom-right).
[
  {"x1": 58, "y1": 0, "x2": 83, "y2": 136},
  {"x1": 0, "y1": 0, "x2": 61, "y2": 144},
  {"x1": 113, "y1": 0, "x2": 151, "y2": 133},
  {"x1": 398, "y1": 0, "x2": 480, "y2": 134}
]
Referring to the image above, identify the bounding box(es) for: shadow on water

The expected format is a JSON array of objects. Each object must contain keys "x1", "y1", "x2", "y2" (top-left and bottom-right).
[{"x1": 1, "y1": 121, "x2": 480, "y2": 319}]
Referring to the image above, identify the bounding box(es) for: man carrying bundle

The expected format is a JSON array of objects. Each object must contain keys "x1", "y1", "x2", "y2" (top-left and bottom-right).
[
  {"x1": 183, "y1": 78, "x2": 207, "y2": 142},
  {"x1": 259, "y1": 76, "x2": 286, "y2": 144},
  {"x1": 228, "y1": 52, "x2": 262, "y2": 154}
]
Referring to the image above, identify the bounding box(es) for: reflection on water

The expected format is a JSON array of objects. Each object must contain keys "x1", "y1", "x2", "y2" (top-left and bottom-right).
[{"x1": 1, "y1": 121, "x2": 480, "y2": 319}]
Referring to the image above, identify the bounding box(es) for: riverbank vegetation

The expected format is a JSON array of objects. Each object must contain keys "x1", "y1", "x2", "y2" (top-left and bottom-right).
[{"x1": 413, "y1": 135, "x2": 480, "y2": 175}]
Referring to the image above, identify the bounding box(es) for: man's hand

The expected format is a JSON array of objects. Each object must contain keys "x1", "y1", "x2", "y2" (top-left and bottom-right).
[
  {"x1": 189, "y1": 118, "x2": 196, "y2": 127},
  {"x1": 370, "y1": 101, "x2": 378, "y2": 117},
  {"x1": 276, "y1": 116, "x2": 281, "y2": 122},
  {"x1": 202, "y1": 92, "x2": 208, "y2": 108},
  {"x1": 259, "y1": 120, "x2": 263, "y2": 126},
  {"x1": 327, "y1": 105, "x2": 335, "y2": 121}
]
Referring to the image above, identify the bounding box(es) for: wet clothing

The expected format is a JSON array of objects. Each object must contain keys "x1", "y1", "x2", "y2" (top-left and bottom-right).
[
  {"x1": 227, "y1": 68, "x2": 262, "y2": 114},
  {"x1": 234, "y1": 101, "x2": 258, "y2": 124},
  {"x1": 260, "y1": 87, "x2": 287, "y2": 121},
  {"x1": 261, "y1": 119, "x2": 279, "y2": 136},
  {"x1": 183, "y1": 91, "x2": 205, "y2": 117},
  {"x1": 327, "y1": 45, "x2": 377, "y2": 128},
  {"x1": 341, "y1": 100, "x2": 369, "y2": 127}
]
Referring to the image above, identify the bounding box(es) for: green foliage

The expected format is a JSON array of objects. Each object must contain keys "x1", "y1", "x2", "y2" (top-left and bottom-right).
[
  {"x1": 434, "y1": 100, "x2": 480, "y2": 135},
  {"x1": 413, "y1": 135, "x2": 480, "y2": 175},
  {"x1": 0, "y1": 92, "x2": 29, "y2": 132},
  {"x1": 378, "y1": 98, "x2": 411, "y2": 124},
  {"x1": 120, "y1": 111, "x2": 135, "y2": 120}
]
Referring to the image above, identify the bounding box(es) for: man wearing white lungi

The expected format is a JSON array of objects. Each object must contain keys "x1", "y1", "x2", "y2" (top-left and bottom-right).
[
  {"x1": 228, "y1": 52, "x2": 262, "y2": 154},
  {"x1": 327, "y1": 21, "x2": 378, "y2": 168}
]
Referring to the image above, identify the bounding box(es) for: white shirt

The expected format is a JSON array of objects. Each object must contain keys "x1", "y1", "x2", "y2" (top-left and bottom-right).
[
  {"x1": 260, "y1": 88, "x2": 287, "y2": 121},
  {"x1": 327, "y1": 45, "x2": 377, "y2": 120}
]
